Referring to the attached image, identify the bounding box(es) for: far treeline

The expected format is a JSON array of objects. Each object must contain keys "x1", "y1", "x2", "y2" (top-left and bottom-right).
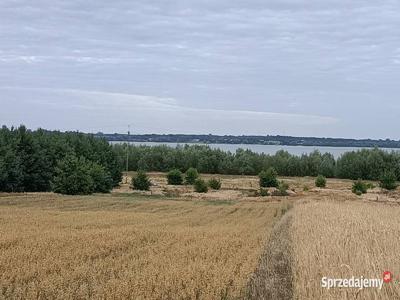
[
  {"x1": 113, "y1": 144, "x2": 400, "y2": 181},
  {"x1": 98, "y1": 133, "x2": 400, "y2": 148},
  {"x1": 0, "y1": 126, "x2": 121, "y2": 194}
]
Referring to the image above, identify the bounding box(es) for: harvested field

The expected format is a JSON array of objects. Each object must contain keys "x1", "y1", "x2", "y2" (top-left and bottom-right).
[{"x1": 0, "y1": 193, "x2": 284, "y2": 299}]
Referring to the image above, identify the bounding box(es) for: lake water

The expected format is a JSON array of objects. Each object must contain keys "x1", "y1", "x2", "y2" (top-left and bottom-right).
[{"x1": 111, "y1": 141, "x2": 400, "y2": 158}]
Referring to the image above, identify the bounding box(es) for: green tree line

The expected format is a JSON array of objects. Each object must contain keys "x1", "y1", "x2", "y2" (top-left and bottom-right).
[
  {"x1": 113, "y1": 144, "x2": 400, "y2": 181},
  {"x1": 0, "y1": 125, "x2": 121, "y2": 193},
  {"x1": 2, "y1": 125, "x2": 398, "y2": 194}
]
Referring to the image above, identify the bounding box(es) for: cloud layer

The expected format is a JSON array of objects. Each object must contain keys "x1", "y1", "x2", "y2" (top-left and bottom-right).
[
  {"x1": 0, "y1": 87, "x2": 338, "y2": 135},
  {"x1": 1, "y1": 1, "x2": 399, "y2": 138}
]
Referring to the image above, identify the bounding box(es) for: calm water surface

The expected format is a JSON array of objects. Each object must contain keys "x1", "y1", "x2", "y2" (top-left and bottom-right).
[{"x1": 112, "y1": 141, "x2": 400, "y2": 158}]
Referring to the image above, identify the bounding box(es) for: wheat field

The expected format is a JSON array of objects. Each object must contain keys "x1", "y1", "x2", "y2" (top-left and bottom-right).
[
  {"x1": 2, "y1": 174, "x2": 400, "y2": 300},
  {"x1": 292, "y1": 198, "x2": 400, "y2": 300},
  {"x1": 0, "y1": 193, "x2": 283, "y2": 299}
]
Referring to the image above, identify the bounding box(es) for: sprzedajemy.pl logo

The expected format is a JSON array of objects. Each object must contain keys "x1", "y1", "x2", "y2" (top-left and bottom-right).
[{"x1": 321, "y1": 271, "x2": 393, "y2": 290}]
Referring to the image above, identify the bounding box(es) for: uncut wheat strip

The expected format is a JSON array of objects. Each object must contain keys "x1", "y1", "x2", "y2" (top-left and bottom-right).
[{"x1": 291, "y1": 200, "x2": 400, "y2": 300}]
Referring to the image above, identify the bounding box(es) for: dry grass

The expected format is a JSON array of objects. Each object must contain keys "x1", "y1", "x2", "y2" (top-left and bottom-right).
[
  {"x1": 0, "y1": 193, "x2": 282, "y2": 299},
  {"x1": 292, "y1": 199, "x2": 400, "y2": 300}
]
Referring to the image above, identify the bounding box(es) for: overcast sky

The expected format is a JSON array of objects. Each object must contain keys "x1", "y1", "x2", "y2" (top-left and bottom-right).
[{"x1": 1, "y1": 0, "x2": 400, "y2": 139}]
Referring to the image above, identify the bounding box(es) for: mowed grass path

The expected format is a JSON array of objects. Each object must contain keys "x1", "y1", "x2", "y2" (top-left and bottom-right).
[{"x1": 0, "y1": 193, "x2": 282, "y2": 299}]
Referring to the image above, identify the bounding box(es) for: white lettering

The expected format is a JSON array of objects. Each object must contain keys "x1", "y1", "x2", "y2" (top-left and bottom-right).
[{"x1": 321, "y1": 276, "x2": 386, "y2": 290}]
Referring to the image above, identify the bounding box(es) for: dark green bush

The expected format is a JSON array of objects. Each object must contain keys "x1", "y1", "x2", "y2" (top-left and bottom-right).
[
  {"x1": 208, "y1": 178, "x2": 221, "y2": 190},
  {"x1": 194, "y1": 178, "x2": 208, "y2": 193},
  {"x1": 278, "y1": 181, "x2": 289, "y2": 196},
  {"x1": 52, "y1": 154, "x2": 115, "y2": 195},
  {"x1": 271, "y1": 181, "x2": 289, "y2": 196},
  {"x1": 315, "y1": 175, "x2": 327, "y2": 188},
  {"x1": 259, "y1": 188, "x2": 269, "y2": 196},
  {"x1": 167, "y1": 169, "x2": 183, "y2": 185},
  {"x1": 352, "y1": 179, "x2": 368, "y2": 195},
  {"x1": 185, "y1": 167, "x2": 199, "y2": 184},
  {"x1": 380, "y1": 171, "x2": 398, "y2": 190},
  {"x1": 365, "y1": 182, "x2": 375, "y2": 189},
  {"x1": 259, "y1": 168, "x2": 279, "y2": 188},
  {"x1": 52, "y1": 155, "x2": 95, "y2": 195},
  {"x1": 131, "y1": 171, "x2": 151, "y2": 191},
  {"x1": 89, "y1": 163, "x2": 114, "y2": 193}
]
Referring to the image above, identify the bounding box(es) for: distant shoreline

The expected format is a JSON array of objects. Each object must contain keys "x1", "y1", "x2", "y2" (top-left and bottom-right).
[{"x1": 96, "y1": 133, "x2": 400, "y2": 149}]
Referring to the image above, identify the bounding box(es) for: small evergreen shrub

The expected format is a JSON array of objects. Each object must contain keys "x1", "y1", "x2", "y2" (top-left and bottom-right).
[
  {"x1": 365, "y1": 182, "x2": 375, "y2": 189},
  {"x1": 259, "y1": 188, "x2": 269, "y2": 196},
  {"x1": 259, "y1": 167, "x2": 279, "y2": 188},
  {"x1": 167, "y1": 169, "x2": 183, "y2": 185},
  {"x1": 185, "y1": 168, "x2": 199, "y2": 184},
  {"x1": 278, "y1": 181, "x2": 289, "y2": 196},
  {"x1": 131, "y1": 171, "x2": 151, "y2": 191},
  {"x1": 315, "y1": 175, "x2": 327, "y2": 188},
  {"x1": 208, "y1": 178, "x2": 221, "y2": 190},
  {"x1": 379, "y1": 171, "x2": 397, "y2": 190},
  {"x1": 194, "y1": 178, "x2": 208, "y2": 193},
  {"x1": 352, "y1": 179, "x2": 367, "y2": 195},
  {"x1": 271, "y1": 181, "x2": 289, "y2": 196}
]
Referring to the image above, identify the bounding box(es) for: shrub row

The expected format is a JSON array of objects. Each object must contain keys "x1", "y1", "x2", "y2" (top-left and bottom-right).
[
  {"x1": 131, "y1": 168, "x2": 222, "y2": 193},
  {"x1": 131, "y1": 167, "x2": 398, "y2": 196}
]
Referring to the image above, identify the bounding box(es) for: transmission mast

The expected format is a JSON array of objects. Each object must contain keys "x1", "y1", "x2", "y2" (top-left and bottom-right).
[{"x1": 126, "y1": 124, "x2": 131, "y2": 183}]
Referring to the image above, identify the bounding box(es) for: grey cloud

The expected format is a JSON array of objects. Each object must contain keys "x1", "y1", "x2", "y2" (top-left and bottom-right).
[
  {"x1": 0, "y1": 87, "x2": 338, "y2": 135},
  {"x1": 1, "y1": 0, "x2": 400, "y2": 138}
]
